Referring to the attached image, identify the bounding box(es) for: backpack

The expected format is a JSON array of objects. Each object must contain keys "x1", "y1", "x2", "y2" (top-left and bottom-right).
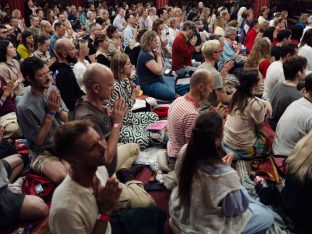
[{"x1": 22, "y1": 172, "x2": 56, "y2": 202}]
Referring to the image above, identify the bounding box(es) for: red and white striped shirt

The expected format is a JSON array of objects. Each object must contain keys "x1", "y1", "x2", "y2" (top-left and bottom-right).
[{"x1": 167, "y1": 95, "x2": 200, "y2": 158}]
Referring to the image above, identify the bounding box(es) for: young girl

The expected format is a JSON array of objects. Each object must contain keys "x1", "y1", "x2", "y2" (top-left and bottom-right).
[{"x1": 169, "y1": 111, "x2": 273, "y2": 233}]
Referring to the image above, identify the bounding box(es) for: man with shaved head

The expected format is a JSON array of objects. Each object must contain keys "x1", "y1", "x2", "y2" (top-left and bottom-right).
[
  {"x1": 72, "y1": 63, "x2": 155, "y2": 208},
  {"x1": 165, "y1": 69, "x2": 215, "y2": 170},
  {"x1": 50, "y1": 38, "x2": 84, "y2": 111}
]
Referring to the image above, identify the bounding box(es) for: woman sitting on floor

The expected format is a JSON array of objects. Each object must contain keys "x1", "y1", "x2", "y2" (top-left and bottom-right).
[
  {"x1": 136, "y1": 31, "x2": 176, "y2": 102},
  {"x1": 109, "y1": 53, "x2": 159, "y2": 149},
  {"x1": 222, "y1": 68, "x2": 272, "y2": 160},
  {"x1": 169, "y1": 111, "x2": 273, "y2": 234}
]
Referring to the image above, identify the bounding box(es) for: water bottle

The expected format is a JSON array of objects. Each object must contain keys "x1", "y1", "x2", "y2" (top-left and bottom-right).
[
  {"x1": 150, "y1": 162, "x2": 164, "y2": 184},
  {"x1": 241, "y1": 45, "x2": 247, "y2": 55}
]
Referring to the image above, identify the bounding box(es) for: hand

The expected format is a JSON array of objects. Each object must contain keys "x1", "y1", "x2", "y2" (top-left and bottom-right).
[
  {"x1": 215, "y1": 103, "x2": 229, "y2": 118},
  {"x1": 111, "y1": 97, "x2": 127, "y2": 124},
  {"x1": 3, "y1": 81, "x2": 14, "y2": 97},
  {"x1": 199, "y1": 31, "x2": 207, "y2": 41},
  {"x1": 131, "y1": 85, "x2": 141, "y2": 99},
  {"x1": 222, "y1": 153, "x2": 233, "y2": 166},
  {"x1": 190, "y1": 36, "x2": 197, "y2": 46},
  {"x1": 47, "y1": 90, "x2": 61, "y2": 112},
  {"x1": 154, "y1": 48, "x2": 162, "y2": 58},
  {"x1": 220, "y1": 60, "x2": 234, "y2": 79},
  {"x1": 94, "y1": 178, "x2": 122, "y2": 214},
  {"x1": 16, "y1": 74, "x2": 24, "y2": 84},
  {"x1": 47, "y1": 57, "x2": 56, "y2": 66}
]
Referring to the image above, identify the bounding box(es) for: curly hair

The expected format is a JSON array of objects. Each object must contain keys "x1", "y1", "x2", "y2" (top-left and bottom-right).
[
  {"x1": 244, "y1": 37, "x2": 271, "y2": 69},
  {"x1": 140, "y1": 31, "x2": 157, "y2": 52}
]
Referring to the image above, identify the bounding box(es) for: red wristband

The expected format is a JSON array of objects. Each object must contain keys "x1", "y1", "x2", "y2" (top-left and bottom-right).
[{"x1": 97, "y1": 214, "x2": 110, "y2": 222}]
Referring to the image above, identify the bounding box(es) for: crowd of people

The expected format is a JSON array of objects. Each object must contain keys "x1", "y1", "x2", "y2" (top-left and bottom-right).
[{"x1": 0, "y1": 0, "x2": 312, "y2": 233}]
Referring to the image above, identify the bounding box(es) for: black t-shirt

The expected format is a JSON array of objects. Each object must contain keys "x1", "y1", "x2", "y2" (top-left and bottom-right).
[{"x1": 271, "y1": 45, "x2": 281, "y2": 61}]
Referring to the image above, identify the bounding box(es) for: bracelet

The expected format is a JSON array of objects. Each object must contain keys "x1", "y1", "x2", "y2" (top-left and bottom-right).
[
  {"x1": 112, "y1": 123, "x2": 121, "y2": 129},
  {"x1": 46, "y1": 114, "x2": 54, "y2": 122},
  {"x1": 48, "y1": 111, "x2": 56, "y2": 116},
  {"x1": 97, "y1": 214, "x2": 110, "y2": 222}
]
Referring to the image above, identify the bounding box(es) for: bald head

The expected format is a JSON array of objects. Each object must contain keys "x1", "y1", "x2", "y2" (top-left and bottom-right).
[
  {"x1": 54, "y1": 38, "x2": 72, "y2": 57},
  {"x1": 83, "y1": 63, "x2": 115, "y2": 101},
  {"x1": 190, "y1": 69, "x2": 213, "y2": 87}
]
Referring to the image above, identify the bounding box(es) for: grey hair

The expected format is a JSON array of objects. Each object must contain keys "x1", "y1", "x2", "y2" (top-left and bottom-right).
[
  {"x1": 224, "y1": 27, "x2": 237, "y2": 38},
  {"x1": 182, "y1": 21, "x2": 197, "y2": 31}
]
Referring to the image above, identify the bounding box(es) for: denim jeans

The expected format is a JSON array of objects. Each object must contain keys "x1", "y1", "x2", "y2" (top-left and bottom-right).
[{"x1": 141, "y1": 76, "x2": 176, "y2": 101}]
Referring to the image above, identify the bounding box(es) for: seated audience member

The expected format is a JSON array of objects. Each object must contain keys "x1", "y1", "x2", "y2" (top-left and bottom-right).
[
  {"x1": 106, "y1": 25, "x2": 121, "y2": 61},
  {"x1": 270, "y1": 56, "x2": 306, "y2": 130},
  {"x1": 172, "y1": 21, "x2": 198, "y2": 77},
  {"x1": 198, "y1": 40, "x2": 233, "y2": 107},
  {"x1": 123, "y1": 13, "x2": 136, "y2": 49},
  {"x1": 0, "y1": 40, "x2": 24, "y2": 97},
  {"x1": 0, "y1": 153, "x2": 49, "y2": 227},
  {"x1": 49, "y1": 120, "x2": 165, "y2": 234},
  {"x1": 169, "y1": 112, "x2": 273, "y2": 233},
  {"x1": 167, "y1": 69, "x2": 214, "y2": 170},
  {"x1": 27, "y1": 15, "x2": 40, "y2": 37},
  {"x1": 31, "y1": 34, "x2": 55, "y2": 66},
  {"x1": 108, "y1": 53, "x2": 158, "y2": 148},
  {"x1": 263, "y1": 43, "x2": 297, "y2": 101},
  {"x1": 0, "y1": 76, "x2": 21, "y2": 140},
  {"x1": 87, "y1": 23, "x2": 102, "y2": 63},
  {"x1": 39, "y1": 20, "x2": 53, "y2": 36},
  {"x1": 298, "y1": 28, "x2": 312, "y2": 71},
  {"x1": 49, "y1": 22, "x2": 66, "y2": 59},
  {"x1": 278, "y1": 131, "x2": 312, "y2": 234},
  {"x1": 17, "y1": 30, "x2": 34, "y2": 61},
  {"x1": 244, "y1": 37, "x2": 272, "y2": 78},
  {"x1": 273, "y1": 74, "x2": 312, "y2": 157},
  {"x1": 72, "y1": 63, "x2": 155, "y2": 208},
  {"x1": 17, "y1": 57, "x2": 69, "y2": 183},
  {"x1": 271, "y1": 29, "x2": 292, "y2": 61},
  {"x1": 245, "y1": 19, "x2": 259, "y2": 53},
  {"x1": 73, "y1": 39, "x2": 90, "y2": 92},
  {"x1": 136, "y1": 31, "x2": 176, "y2": 101},
  {"x1": 50, "y1": 38, "x2": 84, "y2": 111},
  {"x1": 94, "y1": 33, "x2": 111, "y2": 67},
  {"x1": 129, "y1": 28, "x2": 147, "y2": 67},
  {"x1": 218, "y1": 27, "x2": 243, "y2": 72},
  {"x1": 223, "y1": 69, "x2": 272, "y2": 160}
]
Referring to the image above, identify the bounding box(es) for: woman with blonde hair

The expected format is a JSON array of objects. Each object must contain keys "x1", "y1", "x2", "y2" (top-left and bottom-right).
[
  {"x1": 39, "y1": 20, "x2": 53, "y2": 36},
  {"x1": 136, "y1": 31, "x2": 176, "y2": 101},
  {"x1": 108, "y1": 53, "x2": 158, "y2": 148},
  {"x1": 73, "y1": 39, "x2": 90, "y2": 92},
  {"x1": 244, "y1": 37, "x2": 272, "y2": 78},
  {"x1": 279, "y1": 130, "x2": 312, "y2": 233}
]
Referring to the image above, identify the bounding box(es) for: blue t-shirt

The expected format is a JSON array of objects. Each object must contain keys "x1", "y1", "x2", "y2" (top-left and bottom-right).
[{"x1": 136, "y1": 49, "x2": 163, "y2": 86}]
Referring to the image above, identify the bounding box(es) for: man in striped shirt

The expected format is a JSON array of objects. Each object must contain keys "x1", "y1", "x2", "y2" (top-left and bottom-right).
[{"x1": 166, "y1": 69, "x2": 214, "y2": 170}]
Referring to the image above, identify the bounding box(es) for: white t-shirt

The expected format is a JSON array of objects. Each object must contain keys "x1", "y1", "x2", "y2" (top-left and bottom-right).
[
  {"x1": 49, "y1": 166, "x2": 111, "y2": 234},
  {"x1": 273, "y1": 97, "x2": 312, "y2": 156},
  {"x1": 263, "y1": 61, "x2": 284, "y2": 101},
  {"x1": 298, "y1": 45, "x2": 312, "y2": 71}
]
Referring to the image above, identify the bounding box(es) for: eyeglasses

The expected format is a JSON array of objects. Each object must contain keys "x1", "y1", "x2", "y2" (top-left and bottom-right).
[
  {"x1": 38, "y1": 71, "x2": 53, "y2": 78},
  {"x1": 214, "y1": 50, "x2": 223, "y2": 53}
]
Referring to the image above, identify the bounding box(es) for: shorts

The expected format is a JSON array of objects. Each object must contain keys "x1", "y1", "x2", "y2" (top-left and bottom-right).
[
  {"x1": 32, "y1": 151, "x2": 60, "y2": 174},
  {"x1": 0, "y1": 160, "x2": 25, "y2": 227}
]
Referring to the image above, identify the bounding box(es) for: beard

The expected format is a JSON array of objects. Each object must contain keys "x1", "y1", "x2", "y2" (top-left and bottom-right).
[{"x1": 66, "y1": 55, "x2": 77, "y2": 64}]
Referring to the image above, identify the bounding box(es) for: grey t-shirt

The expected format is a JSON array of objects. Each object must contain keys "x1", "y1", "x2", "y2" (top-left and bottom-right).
[
  {"x1": 16, "y1": 85, "x2": 68, "y2": 156},
  {"x1": 270, "y1": 83, "x2": 302, "y2": 131},
  {"x1": 197, "y1": 63, "x2": 224, "y2": 107}
]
